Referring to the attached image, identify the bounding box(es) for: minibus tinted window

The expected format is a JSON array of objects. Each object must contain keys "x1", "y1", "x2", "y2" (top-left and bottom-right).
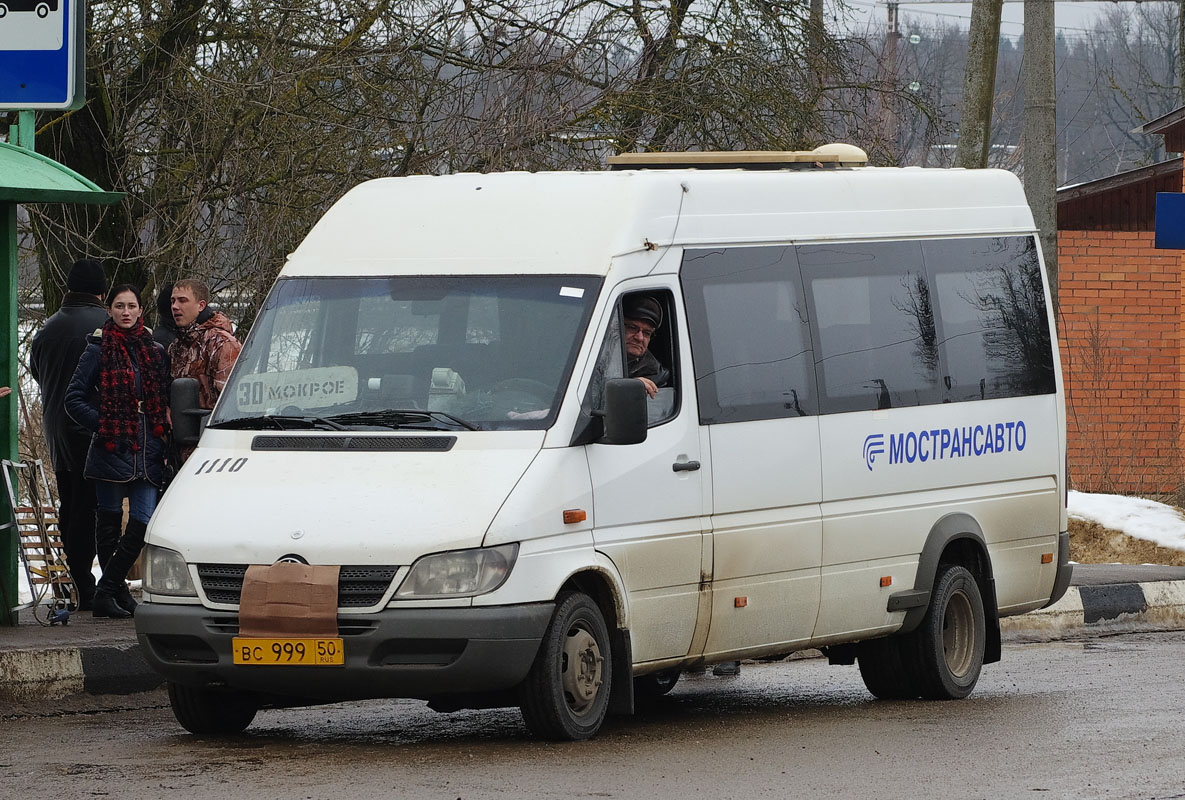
[
  {"x1": 801, "y1": 241, "x2": 943, "y2": 412},
  {"x1": 680, "y1": 236, "x2": 1056, "y2": 424},
  {"x1": 215, "y1": 275, "x2": 601, "y2": 430},
  {"x1": 681, "y1": 246, "x2": 817, "y2": 423},
  {"x1": 925, "y1": 236, "x2": 1056, "y2": 400}
]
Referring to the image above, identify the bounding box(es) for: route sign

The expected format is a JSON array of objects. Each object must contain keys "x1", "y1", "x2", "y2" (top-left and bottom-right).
[{"x1": 0, "y1": 0, "x2": 84, "y2": 109}]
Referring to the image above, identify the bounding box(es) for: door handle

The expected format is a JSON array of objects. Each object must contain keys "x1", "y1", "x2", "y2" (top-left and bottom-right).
[{"x1": 672, "y1": 460, "x2": 701, "y2": 472}]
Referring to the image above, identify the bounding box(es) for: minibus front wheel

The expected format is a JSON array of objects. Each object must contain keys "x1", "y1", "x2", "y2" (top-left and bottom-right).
[
  {"x1": 168, "y1": 681, "x2": 258, "y2": 735},
  {"x1": 519, "y1": 591, "x2": 612, "y2": 741},
  {"x1": 914, "y1": 564, "x2": 986, "y2": 699}
]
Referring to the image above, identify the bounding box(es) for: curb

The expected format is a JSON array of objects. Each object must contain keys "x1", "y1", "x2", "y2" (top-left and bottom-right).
[
  {"x1": 1001, "y1": 580, "x2": 1185, "y2": 641},
  {"x1": 0, "y1": 642, "x2": 163, "y2": 703},
  {"x1": 3, "y1": 581, "x2": 1184, "y2": 704}
]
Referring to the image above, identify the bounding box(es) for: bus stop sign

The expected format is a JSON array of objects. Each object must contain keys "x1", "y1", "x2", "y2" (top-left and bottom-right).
[{"x1": 0, "y1": 0, "x2": 84, "y2": 109}]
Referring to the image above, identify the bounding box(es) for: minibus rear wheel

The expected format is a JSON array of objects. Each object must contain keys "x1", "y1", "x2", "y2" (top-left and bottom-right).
[
  {"x1": 913, "y1": 563, "x2": 986, "y2": 700},
  {"x1": 168, "y1": 681, "x2": 258, "y2": 735},
  {"x1": 519, "y1": 591, "x2": 612, "y2": 741}
]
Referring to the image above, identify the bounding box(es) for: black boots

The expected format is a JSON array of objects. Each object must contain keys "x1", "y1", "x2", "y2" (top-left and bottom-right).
[
  {"x1": 92, "y1": 588, "x2": 131, "y2": 618},
  {"x1": 95, "y1": 510, "x2": 123, "y2": 573},
  {"x1": 92, "y1": 517, "x2": 147, "y2": 619}
]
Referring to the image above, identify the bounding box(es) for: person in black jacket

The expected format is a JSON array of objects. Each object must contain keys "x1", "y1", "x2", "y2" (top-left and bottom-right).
[
  {"x1": 152, "y1": 281, "x2": 177, "y2": 349},
  {"x1": 623, "y1": 295, "x2": 670, "y2": 398},
  {"x1": 29, "y1": 259, "x2": 110, "y2": 610},
  {"x1": 65, "y1": 284, "x2": 172, "y2": 619}
]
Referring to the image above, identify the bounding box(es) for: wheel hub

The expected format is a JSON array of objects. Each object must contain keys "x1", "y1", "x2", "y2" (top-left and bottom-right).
[
  {"x1": 942, "y1": 589, "x2": 975, "y2": 678},
  {"x1": 562, "y1": 626, "x2": 603, "y2": 714}
]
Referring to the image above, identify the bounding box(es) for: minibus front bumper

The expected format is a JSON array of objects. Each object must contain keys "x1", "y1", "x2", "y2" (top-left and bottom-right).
[{"x1": 135, "y1": 601, "x2": 554, "y2": 701}]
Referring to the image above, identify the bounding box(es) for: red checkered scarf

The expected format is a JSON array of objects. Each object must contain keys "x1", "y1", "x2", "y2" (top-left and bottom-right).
[{"x1": 98, "y1": 318, "x2": 168, "y2": 444}]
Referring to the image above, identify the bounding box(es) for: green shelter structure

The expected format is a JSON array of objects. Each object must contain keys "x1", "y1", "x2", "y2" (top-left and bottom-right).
[{"x1": 0, "y1": 137, "x2": 122, "y2": 625}]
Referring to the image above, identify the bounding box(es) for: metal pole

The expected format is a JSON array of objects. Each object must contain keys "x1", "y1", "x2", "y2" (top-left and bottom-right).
[
  {"x1": 0, "y1": 111, "x2": 33, "y2": 625},
  {"x1": 1, "y1": 199, "x2": 17, "y2": 626}
]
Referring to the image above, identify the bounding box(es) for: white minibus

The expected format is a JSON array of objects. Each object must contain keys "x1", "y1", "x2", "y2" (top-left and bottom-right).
[{"x1": 136, "y1": 146, "x2": 1070, "y2": 740}]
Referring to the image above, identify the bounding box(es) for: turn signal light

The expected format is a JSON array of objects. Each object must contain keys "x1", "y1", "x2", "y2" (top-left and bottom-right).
[
  {"x1": 880, "y1": 576, "x2": 892, "y2": 587},
  {"x1": 734, "y1": 597, "x2": 748, "y2": 608},
  {"x1": 1041, "y1": 553, "x2": 1053, "y2": 564},
  {"x1": 563, "y1": 509, "x2": 587, "y2": 524}
]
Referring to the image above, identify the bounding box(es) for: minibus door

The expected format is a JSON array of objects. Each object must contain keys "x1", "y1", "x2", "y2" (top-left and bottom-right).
[{"x1": 583, "y1": 287, "x2": 709, "y2": 665}]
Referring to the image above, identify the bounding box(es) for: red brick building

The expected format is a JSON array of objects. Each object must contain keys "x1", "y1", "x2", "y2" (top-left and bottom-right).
[{"x1": 1057, "y1": 107, "x2": 1185, "y2": 495}]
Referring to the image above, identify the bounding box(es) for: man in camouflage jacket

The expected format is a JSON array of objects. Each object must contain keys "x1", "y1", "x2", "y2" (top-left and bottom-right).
[{"x1": 169, "y1": 279, "x2": 243, "y2": 445}]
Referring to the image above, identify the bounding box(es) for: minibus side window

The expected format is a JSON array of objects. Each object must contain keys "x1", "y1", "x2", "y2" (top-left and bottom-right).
[
  {"x1": 924, "y1": 236, "x2": 1056, "y2": 400},
  {"x1": 801, "y1": 241, "x2": 943, "y2": 413},
  {"x1": 681, "y1": 246, "x2": 818, "y2": 424}
]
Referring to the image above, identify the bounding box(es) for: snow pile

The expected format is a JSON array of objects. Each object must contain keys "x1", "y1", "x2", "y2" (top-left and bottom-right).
[{"x1": 1068, "y1": 490, "x2": 1185, "y2": 553}]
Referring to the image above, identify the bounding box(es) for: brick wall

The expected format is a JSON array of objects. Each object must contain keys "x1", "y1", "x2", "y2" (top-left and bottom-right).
[{"x1": 1057, "y1": 229, "x2": 1185, "y2": 494}]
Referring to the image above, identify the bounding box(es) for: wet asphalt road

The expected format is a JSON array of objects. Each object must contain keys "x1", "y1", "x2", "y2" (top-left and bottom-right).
[{"x1": 3, "y1": 632, "x2": 1185, "y2": 799}]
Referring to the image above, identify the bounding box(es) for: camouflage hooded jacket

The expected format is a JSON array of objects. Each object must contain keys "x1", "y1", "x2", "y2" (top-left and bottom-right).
[{"x1": 169, "y1": 309, "x2": 242, "y2": 410}]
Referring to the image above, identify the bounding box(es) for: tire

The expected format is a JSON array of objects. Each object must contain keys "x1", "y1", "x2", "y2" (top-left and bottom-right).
[
  {"x1": 857, "y1": 636, "x2": 921, "y2": 700},
  {"x1": 912, "y1": 564, "x2": 986, "y2": 700},
  {"x1": 168, "y1": 681, "x2": 258, "y2": 735},
  {"x1": 634, "y1": 668, "x2": 680, "y2": 700},
  {"x1": 519, "y1": 592, "x2": 612, "y2": 741}
]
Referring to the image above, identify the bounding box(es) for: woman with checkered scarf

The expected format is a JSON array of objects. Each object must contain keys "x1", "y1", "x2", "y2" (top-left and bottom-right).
[{"x1": 66, "y1": 284, "x2": 172, "y2": 619}]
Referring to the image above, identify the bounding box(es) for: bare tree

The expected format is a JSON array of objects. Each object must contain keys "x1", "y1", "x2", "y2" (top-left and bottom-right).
[{"x1": 15, "y1": 0, "x2": 936, "y2": 329}]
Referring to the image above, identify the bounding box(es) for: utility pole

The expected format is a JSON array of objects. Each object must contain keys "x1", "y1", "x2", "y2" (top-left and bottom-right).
[
  {"x1": 1023, "y1": 0, "x2": 1059, "y2": 304},
  {"x1": 884, "y1": 2, "x2": 904, "y2": 155},
  {"x1": 956, "y1": 0, "x2": 1004, "y2": 169}
]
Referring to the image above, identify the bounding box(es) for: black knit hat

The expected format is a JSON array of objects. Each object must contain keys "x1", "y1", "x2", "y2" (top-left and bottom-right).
[
  {"x1": 623, "y1": 295, "x2": 662, "y2": 329},
  {"x1": 66, "y1": 259, "x2": 106, "y2": 295}
]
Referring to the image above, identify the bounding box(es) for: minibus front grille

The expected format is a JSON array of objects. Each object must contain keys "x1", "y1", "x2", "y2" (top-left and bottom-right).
[
  {"x1": 251, "y1": 435, "x2": 455, "y2": 452},
  {"x1": 196, "y1": 563, "x2": 400, "y2": 608}
]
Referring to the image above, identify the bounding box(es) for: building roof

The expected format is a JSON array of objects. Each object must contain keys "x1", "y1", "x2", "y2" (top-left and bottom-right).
[
  {"x1": 1136, "y1": 106, "x2": 1185, "y2": 152},
  {"x1": 0, "y1": 141, "x2": 122, "y2": 204},
  {"x1": 1057, "y1": 157, "x2": 1181, "y2": 232}
]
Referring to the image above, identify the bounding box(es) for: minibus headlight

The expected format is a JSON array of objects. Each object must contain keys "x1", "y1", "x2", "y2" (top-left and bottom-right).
[
  {"x1": 143, "y1": 545, "x2": 197, "y2": 597},
  {"x1": 395, "y1": 544, "x2": 519, "y2": 598}
]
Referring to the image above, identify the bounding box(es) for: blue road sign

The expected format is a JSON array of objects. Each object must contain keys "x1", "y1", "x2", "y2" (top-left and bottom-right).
[
  {"x1": 1155, "y1": 193, "x2": 1185, "y2": 250},
  {"x1": 0, "y1": 0, "x2": 84, "y2": 109}
]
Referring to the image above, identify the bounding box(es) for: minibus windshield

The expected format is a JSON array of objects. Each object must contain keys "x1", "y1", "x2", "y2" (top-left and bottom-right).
[{"x1": 211, "y1": 275, "x2": 602, "y2": 431}]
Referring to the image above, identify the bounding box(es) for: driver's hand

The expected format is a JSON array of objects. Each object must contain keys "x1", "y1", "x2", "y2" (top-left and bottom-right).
[{"x1": 637, "y1": 377, "x2": 658, "y2": 398}]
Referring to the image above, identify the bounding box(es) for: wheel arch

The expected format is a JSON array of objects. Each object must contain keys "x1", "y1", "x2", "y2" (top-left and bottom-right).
[{"x1": 890, "y1": 512, "x2": 1001, "y2": 664}]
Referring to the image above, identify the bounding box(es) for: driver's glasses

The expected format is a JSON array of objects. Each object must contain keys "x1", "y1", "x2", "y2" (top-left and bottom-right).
[{"x1": 625, "y1": 321, "x2": 654, "y2": 340}]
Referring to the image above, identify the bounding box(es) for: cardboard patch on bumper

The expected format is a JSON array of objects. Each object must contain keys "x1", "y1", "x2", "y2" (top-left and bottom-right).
[{"x1": 238, "y1": 563, "x2": 341, "y2": 637}]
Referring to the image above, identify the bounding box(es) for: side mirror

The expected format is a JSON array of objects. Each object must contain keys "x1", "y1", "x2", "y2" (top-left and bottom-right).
[
  {"x1": 171, "y1": 378, "x2": 210, "y2": 447},
  {"x1": 601, "y1": 378, "x2": 648, "y2": 445}
]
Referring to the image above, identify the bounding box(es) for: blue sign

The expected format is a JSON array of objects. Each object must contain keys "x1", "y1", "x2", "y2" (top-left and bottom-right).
[
  {"x1": 0, "y1": 0, "x2": 84, "y2": 109},
  {"x1": 1155, "y1": 192, "x2": 1185, "y2": 250}
]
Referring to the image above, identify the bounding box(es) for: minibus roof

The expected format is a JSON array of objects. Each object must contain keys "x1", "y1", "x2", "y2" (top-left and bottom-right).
[{"x1": 282, "y1": 165, "x2": 1036, "y2": 278}]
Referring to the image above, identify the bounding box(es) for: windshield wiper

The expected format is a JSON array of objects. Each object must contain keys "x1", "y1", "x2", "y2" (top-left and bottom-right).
[
  {"x1": 207, "y1": 414, "x2": 348, "y2": 431},
  {"x1": 325, "y1": 409, "x2": 480, "y2": 432}
]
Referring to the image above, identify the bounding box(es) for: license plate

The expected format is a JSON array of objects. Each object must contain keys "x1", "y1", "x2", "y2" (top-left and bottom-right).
[{"x1": 232, "y1": 637, "x2": 345, "y2": 666}]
